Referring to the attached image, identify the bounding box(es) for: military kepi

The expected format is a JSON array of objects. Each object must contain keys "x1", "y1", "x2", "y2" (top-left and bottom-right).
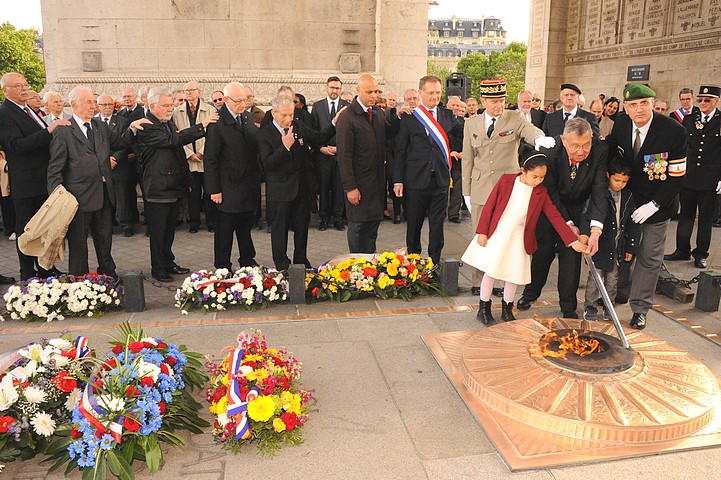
[
  {"x1": 479, "y1": 79, "x2": 506, "y2": 98},
  {"x1": 623, "y1": 84, "x2": 656, "y2": 101},
  {"x1": 560, "y1": 83, "x2": 582, "y2": 95},
  {"x1": 698, "y1": 85, "x2": 721, "y2": 98}
]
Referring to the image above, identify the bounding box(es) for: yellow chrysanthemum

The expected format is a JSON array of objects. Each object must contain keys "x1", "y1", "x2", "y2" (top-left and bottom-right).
[
  {"x1": 288, "y1": 394, "x2": 302, "y2": 415},
  {"x1": 247, "y1": 395, "x2": 276, "y2": 422},
  {"x1": 281, "y1": 390, "x2": 293, "y2": 410},
  {"x1": 266, "y1": 348, "x2": 278, "y2": 354},
  {"x1": 273, "y1": 418, "x2": 286, "y2": 432},
  {"x1": 221, "y1": 373, "x2": 229, "y2": 386},
  {"x1": 246, "y1": 368, "x2": 270, "y2": 382},
  {"x1": 377, "y1": 274, "x2": 393, "y2": 290},
  {"x1": 209, "y1": 395, "x2": 228, "y2": 415},
  {"x1": 386, "y1": 263, "x2": 399, "y2": 277},
  {"x1": 244, "y1": 354, "x2": 264, "y2": 362}
]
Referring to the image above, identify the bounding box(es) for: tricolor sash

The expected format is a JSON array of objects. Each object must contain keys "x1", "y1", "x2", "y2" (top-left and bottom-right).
[
  {"x1": 225, "y1": 347, "x2": 259, "y2": 440},
  {"x1": 413, "y1": 105, "x2": 451, "y2": 172},
  {"x1": 78, "y1": 376, "x2": 124, "y2": 443},
  {"x1": 671, "y1": 108, "x2": 688, "y2": 123},
  {"x1": 74, "y1": 336, "x2": 90, "y2": 359}
]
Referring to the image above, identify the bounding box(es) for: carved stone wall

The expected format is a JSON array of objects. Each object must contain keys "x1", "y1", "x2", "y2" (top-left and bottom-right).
[
  {"x1": 526, "y1": 0, "x2": 721, "y2": 110},
  {"x1": 39, "y1": 0, "x2": 427, "y2": 104}
]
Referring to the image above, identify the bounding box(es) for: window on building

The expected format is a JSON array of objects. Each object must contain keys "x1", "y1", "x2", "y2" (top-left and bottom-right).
[
  {"x1": 444, "y1": 31, "x2": 450, "y2": 37},
  {"x1": 457, "y1": 31, "x2": 464, "y2": 37},
  {"x1": 472, "y1": 31, "x2": 478, "y2": 38},
  {"x1": 489, "y1": 31, "x2": 495, "y2": 37}
]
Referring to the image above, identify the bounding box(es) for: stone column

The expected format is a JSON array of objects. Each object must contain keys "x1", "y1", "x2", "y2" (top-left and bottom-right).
[{"x1": 525, "y1": 0, "x2": 569, "y2": 108}]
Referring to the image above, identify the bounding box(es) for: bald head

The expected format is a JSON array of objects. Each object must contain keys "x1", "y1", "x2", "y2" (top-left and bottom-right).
[
  {"x1": 68, "y1": 86, "x2": 97, "y2": 121},
  {"x1": 223, "y1": 82, "x2": 247, "y2": 114},
  {"x1": 356, "y1": 73, "x2": 380, "y2": 107}
]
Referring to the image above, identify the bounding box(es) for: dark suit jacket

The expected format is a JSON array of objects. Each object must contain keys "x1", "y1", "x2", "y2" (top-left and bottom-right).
[
  {"x1": 542, "y1": 108, "x2": 601, "y2": 138},
  {"x1": 0, "y1": 99, "x2": 54, "y2": 199},
  {"x1": 540, "y1": 137, "x2": 609, "y2": 226},
  {"x1": 258, "y1": 120, "x2": 335, "y2": 202},
  {"x1": 204, "y1": 105, "x2": 260, "y2": 213},
  {"x1": 605, "y1": 112, "x2": 687, "y2": 223},
  {"x1": 100, "y1": 114, "x2": 134, "y2": 181},
  {"x1": 261, "y1": 108, "x2": 307, "y2": 128},
  {"x1": 118, "y1": 104, "x2": 145, "y2": 122},
  {"x1": 476, "y1": 173, "x2": 577, "y2": 255},
  {"x1": 393, "y1": 106, "x2": 462, "y2": 189},
  {"x1": 530, "y1": 109, "x2": 546, "y2": 129},
  {"x1": 47, "y1": 117, "x2": 127, "y2": 212},
  {"x1": 310, "y1": 97, "x2": 350, "y2": 146},
  {"x1": 681, "y1": 109, "x2": 721, "y2": 190}
]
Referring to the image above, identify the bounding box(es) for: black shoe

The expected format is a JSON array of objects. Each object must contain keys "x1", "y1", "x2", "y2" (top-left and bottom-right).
[
  {"x1": 152, "y1": 272, "x2": 173, "y2": 282},
  {"x1": 492, "y1": 287, "x2": 504, "y2": 297},
  {"x1": 0, "y1": 274, "x2": 15, "y2": 284},
  {"x1": 449, "y1": 217, "x2": 461, "y2": 224},
  {"x1": 664, "y1": 251, "x2": 690, "y2": 261},
  {"x1": 189, "y1": 226, "x2": 199, "y2": 233},
  {"x1": 393, "y1": 216, "x2": 401, "y2": 224},
  {"x1": 334, "y1": 221, "x2": 345, "y2": 231},
  {"x1": 471, "y1": 286, "x2": 480, "y2": 296},
  {"x1": 501, "y1": 300, "x2": 516, "y2": 322},
  {"x1": 630, "y1": 313, "x2": 646, "y2": 330},
  {"x1": 207, "y1": 225, "x2": 215, "y2": 233},
  {"x1": 516, "y1": 296, "x2": 534, "y2": 311},
  {"x1": 266, "y1": 225, "x2": 272, "y2": 233},
  {"x1": 240, "y1": 260, "x2": 260, "y2": 268},
  {"x1": 39, "y1": 267, "x2": 64, "y2": 278},
  {"x1": 319, "y1": 220, "x2": 328, "y2": 231},
  {"x1": 255, "y1": 222, "x2": 263, "y2": 230},
  {"x1": 714, "y1": 220, "x2": 721, "y2": 228},
  {"x1": 170, "y1": 265, "x2": 190, "y2": 275},
  {"x1": 562, "y1": 311, "x2": 579, "y2": 319},
  {"x1": 694, "y1": 258, "x2": 708, "y2": 268},
  {"x1": 383, "y1": 213, "x2": 392, "y2": 221},
  {"x1": 477, "y1": 300, "x2": 495, "y2": 325},
  {"x1": 123, "y1": 228, "x2": 134, "y2": 237}
]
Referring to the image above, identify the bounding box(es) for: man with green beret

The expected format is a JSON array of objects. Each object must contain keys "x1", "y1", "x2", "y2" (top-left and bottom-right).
[{"x1": 605, "y1": 83, "x2": 688, "y2": 329}]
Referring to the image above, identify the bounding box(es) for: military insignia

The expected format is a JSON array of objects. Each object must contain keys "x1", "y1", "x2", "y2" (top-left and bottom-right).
[
  {"x1": 472, "y1": 133, "x2": 478, "y2": 139},
  {"x1": 625, "y1": 91, "x2": 630, "y2": 99},
  {"x1": 297, "y1": 136, "x2": 304, "y2": 146},
  {"x1": 570, "y1": 170, "x2": 577, "y2": 180},
  {"x1": 643, "y1": 152, "x2": 669, "y2": 180},
  {"x1": 498, "y1": 130, "x2": 514, "y2": 137},
  {"x1": 703, "y1": 87, "x2": 709, "y2": 93},
  {"x1": 696, "y1": 121, "x2": 704, "y2": 130}
]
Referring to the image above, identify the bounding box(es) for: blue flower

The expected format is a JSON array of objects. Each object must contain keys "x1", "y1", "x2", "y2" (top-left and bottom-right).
[
  {"x1": 78, "y1": 454, "x2": 95, "y2": 468},
  {"x1": 99, "y1": 433, "x2": 115, "y2": 451},
  {"x1": 68, "y1": 441, "x2": 85, "y2": 459}
]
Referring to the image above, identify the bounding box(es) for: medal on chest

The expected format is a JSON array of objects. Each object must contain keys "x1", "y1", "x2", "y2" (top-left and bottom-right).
[{"x1": 643, "y1": 153, "x2": 668, "y2": 181}]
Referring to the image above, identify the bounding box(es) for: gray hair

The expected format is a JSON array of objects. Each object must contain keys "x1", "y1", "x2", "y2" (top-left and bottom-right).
[
  {"x1": 517, "y1": 90, "x2": 532, "y2": 101},
  {"x1": 563, "y1": 117, "x2": 592, "y2": 137},
  {"x1": 655, "y1": 98, "x2": 669, "y2": 108},
  {"x1": 0, "y1": 72, "x2": 21, "y2": 88},
  {"x1": 138, "y1": 85, "x2": 150, "y2": 99},
  {"x1": 67, "y1": 86, "x2": 92, "y2": 104},
  {"x1": 43, "y1": 91, "x2": 61, "y2": 104},
  {"x1": 277, "y1": 85, "x2": 294, "y2": 96},
  {"x1": 148, "y1": 87, "x2": 172, "y2": 106},
  {"x1": 271, "y1": 95, "x2": 295, "y2": 111},
  {"x1": 222, "y1": 82, "x2": 245, "y2": 97},
  {"x1": 404, "y1": 88, "x2": 418, "y2": 98},
  {"x1": 447, "y1": 95, "x2": 461, "y2": 102},
  {"x1": 679, "y1": 88, "x2": 693, "y2": 97},
  {"x1": 589, "y1": 98, "x2": 604, "y2": 110}
]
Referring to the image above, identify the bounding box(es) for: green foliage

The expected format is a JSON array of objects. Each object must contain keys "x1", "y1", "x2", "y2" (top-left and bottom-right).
[
  {"x1": 456, "y1": 42, "x2": 527, "y2": 102},
  {"x1": 426, "y1": 60, "x2": 453, "y2": 99},
  {"x1": 0, "y1": 22, "x2": 45, "y2": 99}
]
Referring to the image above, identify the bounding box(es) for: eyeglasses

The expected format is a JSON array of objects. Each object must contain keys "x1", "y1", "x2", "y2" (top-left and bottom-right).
[
  {"x1": 697, "y1": 98, "x2": 715, "y2": 103},
  {"x1": 184, "y1": 88, "x2": 199, "y2": 93},
  {"x1": 98, "y1": 103, "x2": 115, "y2": 107},
  {"x1": 212, "y1": 98, "x2": 224, "y2": 103},
  {"x1": 226, "y1": 97, "x2": 246, "y2": 104},
  {"x1": 7, "y1": 83, "x2": 30, "y2": 89},
  {"x1": 532, "y1": 98, "x2": 541, "y2": 102}
]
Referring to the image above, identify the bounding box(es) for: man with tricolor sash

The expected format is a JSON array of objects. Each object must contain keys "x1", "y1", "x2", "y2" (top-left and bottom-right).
[
  {"x1": 605, "y1": 84, "x2": 688, "y2": 330},
  {"x1": 393, "y1": 75, "x2": 463, "y2": 265}
]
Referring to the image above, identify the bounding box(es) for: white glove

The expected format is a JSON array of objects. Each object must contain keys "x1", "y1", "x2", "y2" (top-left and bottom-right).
[
  {"x1": 631, "y1": 201, "x2": 659, "y2": 224},
  {"x1": 716, "y1": 181, "x2": 721, "y2": 194},
  {"x1": 534, "y1": 136, "x2": 556, "y2": 150},
  {"x1": 463, "y1": 196, "x2": 472, "y2": 215}
]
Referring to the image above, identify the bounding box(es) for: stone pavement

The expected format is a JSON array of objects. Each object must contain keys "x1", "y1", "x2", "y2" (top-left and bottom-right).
[{"x1": 1, "y1": 210, "x2": 721, "y2": 479}]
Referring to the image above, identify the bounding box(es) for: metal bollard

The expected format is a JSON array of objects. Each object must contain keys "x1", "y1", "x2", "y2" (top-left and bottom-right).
[
  {"x1": 439, "y1": 258, "x2": 459, "y2": 296},
  {"x1": 121, "y1": 271, "x2": 145, "y2": 312},
  {"x1": 695, "y1": 270, "x2": 721, "y2": 312},
  {"x1": 288, "y1": 264, "x2": 306, "y2": 305}
]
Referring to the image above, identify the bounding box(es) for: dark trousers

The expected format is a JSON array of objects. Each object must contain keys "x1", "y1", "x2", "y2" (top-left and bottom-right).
[
  {"x1": 387, "y1": 178, "x2": 402, "y2": 217},
  {"x1": 1, "y1": 195, "x2": 15, "y2": 235},
  {"x1": 113, "y1": 177, "x2": 139, "y2": 229},
  {"x1": 447, "y1": 166, "x2": 462, "y2": 219},
  {"x1": 13, "y1": 194, "x2": 48, "y2": 280},
  {"x1": 676, "y1": 188, "x2": 717, "y2": 259},
  {"x1": 214, "y1": 210, "x2": 256, "y2": 269},
  {"x1": 347, "y1": 220, "x2": 380, "y2": 253},
  {"x1": 522, "y1": 215, "x2": 582, "y2": 313},
  {"x1": 615, "y1": 257, "x2": 634, "y2": 303},
  {"x1": 66, "y1": 185, "x2": 116, "y2": 276},
  {"x1": 317, "y1": 155, "x2": 344, "y2": 222},
  {"x1": 405, "y1": 175, "x2": 447, "y2": 265},
  {"x1": 144, "y1": 199, "x2": 181, "y2": 276},
  {"x1": 268, "y1": 191, "x2": 310, "y2": 271},
  {"x1": 188, "y1": 171, "x2": 217, "y2": 229}
]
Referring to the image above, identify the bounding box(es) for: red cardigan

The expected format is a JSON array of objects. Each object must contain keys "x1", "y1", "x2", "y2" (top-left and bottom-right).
[{"x1": 476, "y1": 173, "x2": 578, "y2": 255}]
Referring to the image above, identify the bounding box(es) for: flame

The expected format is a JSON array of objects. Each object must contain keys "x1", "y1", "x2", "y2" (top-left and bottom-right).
[{"x1": 539, "y1": 329, "x2": 605, "y2": 359}]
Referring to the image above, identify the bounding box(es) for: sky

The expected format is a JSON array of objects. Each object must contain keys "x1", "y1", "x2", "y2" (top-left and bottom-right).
[{"x1": 1, "y1": 0, "x2": 530, "y2": 43}]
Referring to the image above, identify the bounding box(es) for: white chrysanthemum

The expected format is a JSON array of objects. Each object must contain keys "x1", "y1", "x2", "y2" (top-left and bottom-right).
[
  {"x1": 30, "y1": 412, "x2": 56, "y2": 437},
  {"x1": 0, "y1": 375, "x2": 19, "y2": 410},
  {"x1": 140, "y1": 337, "x2": 158, "y2": 346},
  {"x1": 50, "y1": 353, "x2": 70, "y2": 369},
  {"x1": 97, "y1": 394, "x2": 125, "y2": 412},
  {"x1": 217, "y1": 412, "x2": 229, "y2": 427},
  {"x1": 137, "y1": 360, "x2": 161, "y2": 381},
  {"x1": 65, "y1": 388, "x2": 83, "y2": 411},
  {"x1": 23, "y1": 385, "x2": 48, "y2": 404},
  {"x1": 48, "y1": 338, "x2": 73, "y2": 351}
]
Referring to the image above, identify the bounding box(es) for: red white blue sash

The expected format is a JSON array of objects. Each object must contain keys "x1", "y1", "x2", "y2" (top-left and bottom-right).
[
  {"x1": 671, "y1": 108, "x2": 688, "y2": 123},
  {"x1": 413, "y1": 105, "x2": 451, "y2": 171},
  {"x1": 78, "y1": 377, "x2": 125, "y2": 443},
  {"x1": 226, "y1": 347, "x2": 259, "y2": 440}
]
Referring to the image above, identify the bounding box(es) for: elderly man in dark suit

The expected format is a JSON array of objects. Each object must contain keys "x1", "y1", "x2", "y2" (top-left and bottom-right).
[
  {"x1": 258, "y1": 95, "x2": 338, "y2": 271},
  {"x1": 543, "y1": 84, "x2": 600, "y2": 138},
  {"x1": 0, "y1": 72, "x2": 70, "y2": 280},
  {"x1": 517, "y1": 118, "x2": 608, "y2": 318},
  {"x1": 47, "y1": 87, "x2": 133, "y2": 277},
  {"x1": 204, "y1": 82, "x2": 261, "y2": 270},
  {"x1": 134, "y1": 88, "x2": 218, "y2": 282},
  {"x1": 518, "y1": 90, "x2": 545, "y2": 129},
  {"x1": 336, "y1": 73, "x2": 400, "y2": 253},
  {"x1": 605, "y1": 84, "x2": 688, "y2": 329},
  {"x1": 393, "y1": 75, "x2": 463, "y2": 265}
]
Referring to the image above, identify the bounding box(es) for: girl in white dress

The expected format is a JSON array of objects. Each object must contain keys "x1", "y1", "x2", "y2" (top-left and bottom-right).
[{"x1": 462, "y1": 144, "x2": 586, "y2": 324}]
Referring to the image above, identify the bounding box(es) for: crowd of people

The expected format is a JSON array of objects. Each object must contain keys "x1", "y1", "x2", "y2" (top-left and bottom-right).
[{"x1": 0, "y1": 70, "x2": 718, "y2": 331}]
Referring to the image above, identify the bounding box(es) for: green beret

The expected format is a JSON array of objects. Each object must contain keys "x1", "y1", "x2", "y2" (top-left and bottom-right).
[{"x1": 623, "y1": 84, "x2": 656, "y2": 101}]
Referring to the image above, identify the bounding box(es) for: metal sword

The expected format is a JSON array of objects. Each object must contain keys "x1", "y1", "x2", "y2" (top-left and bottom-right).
[{"x1": 583, "y1": 253, "x2": 631, "y2": 349}]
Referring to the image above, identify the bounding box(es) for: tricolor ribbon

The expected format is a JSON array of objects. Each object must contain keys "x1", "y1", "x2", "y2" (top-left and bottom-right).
[
  {"x1": 413, "y1": 105, "x2": 452, "y2": 172},
  {"x1": 194, "y1": 277, "x2": 246, "y2": 289},
  {"x1": 78, "y1": 371, "x2": 124, "y2": 443},
  {"x1": 73, "y1": 336, "x2": 90, "y2": 359},
  {"x1": 225, "y1": 347, "x2": 259, "y2": 440}
]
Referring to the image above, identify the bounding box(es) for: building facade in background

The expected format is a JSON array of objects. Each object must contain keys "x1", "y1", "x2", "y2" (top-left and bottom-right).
[{"x1": 428, "y1": 16, "x2": 507, "y2": 70}]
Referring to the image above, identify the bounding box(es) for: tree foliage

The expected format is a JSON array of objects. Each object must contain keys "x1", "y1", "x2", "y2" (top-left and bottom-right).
[
  {"x1": 0, "y1": 22, "x2": 45, "y2": 99},
  {"x1": 426, "y1": 60, "x2": 453, "y2": 99},
  {"x1": 456, "y1": 41, "x2": 527, "y2": 102}
]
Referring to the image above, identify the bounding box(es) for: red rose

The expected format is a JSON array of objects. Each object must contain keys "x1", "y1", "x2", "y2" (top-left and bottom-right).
[
  {"x1": 123, "y1": 417, "x2": 140, "y2": 432},
  {"x1": 159, "y1": 363, "x2": 170, "y2": 375},
  {"x1": 158, "y1": 402, "x2": 167, "y2": 415},
  {"x1": 0, "y1": 416, "x2": 18, "y2": 433},
  {"x1": 93, "y1": 379, "x2": 104, "y2": 393},
  {"x1": 272, "y1": 356, "x2": 285, "y2": 367},
  {"x1": 263, "y1": 384, "x2": 275, "y2": 395},
  {"x1": 71, "y1": 426, "x2": 82, "y2": 439},
  {"x1": 240, "y1": 386, "x2": 249, "y2": 401},
  {"x1": 242, "y1": 360, "x2": 257, "y2": 369},
  {"x1": 111, "y1": 344, "x2": 124, "y2": 354},
  {"x1": 311, "y1": 287, "x2": 319, "y2": 297},
  {"x1": 103, "y1": 358, "x2": 117, "y2": 371},
  {"x1": 125, "y1": 386, "x2": 139, "y2": 397},
  {"x1": 156, "y1": 341, "x2": 168, "y2": 349},
  {"x1": 142, "y1": 341, "x2": 155, "y2": 349},
  {"x1": 51, "y1": 371, "x2": 77, "y2": 393},
  {"x1": 128, "y1": 342, "x2": 145, "y2": 353},
  {"x1": 262, "y1": 277, "x2": 276, "y2": 289},
  {"x1": 140, "y1": 376, "x2": 155, "y2": 388},
  {"x1": 166, "y1": 356, "x2": 177, "y2": 366},
  {"x1": 280, "y1": 412, "x2": 298, "y2": 431}
]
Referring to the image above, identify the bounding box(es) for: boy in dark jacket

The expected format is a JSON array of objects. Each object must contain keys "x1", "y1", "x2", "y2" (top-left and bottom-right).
[{"x1": 581, "y1": 157, "x2": 641, "y2": 320}]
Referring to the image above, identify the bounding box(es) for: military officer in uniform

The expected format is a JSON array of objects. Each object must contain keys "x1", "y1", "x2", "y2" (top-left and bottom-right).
[
  {"x1": 665, "y1": 85, "x2": 721, "y2": 269},
  {"x1": 461, "y1": 79, "x2": 552, "y2": 295}
]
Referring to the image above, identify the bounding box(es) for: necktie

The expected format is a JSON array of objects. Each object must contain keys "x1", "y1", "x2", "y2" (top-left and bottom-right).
[
  {"x1": 703, "y1": 115, "x2": 709, "y2": 124},
  {"x1": 84, "y1": 122, "x2": 95, "y2": 151},
  {"x1": 368, "y1": 107, "x2": 373, "y2": 124},
  {"x1": 564, "y1": 112, "x2": 571, "y2": 122},
  {"x1": 24, "y1": 106, "x2": 45, "y2": 128},
  {"x1": 189, "y1": 102, "x2": 197, "y2": 118},
  {"x1": 104, "y1": 117, "x2": 110, "y2": 125},
  {"x1": 633, "y1": 128, "x2": 641, "y2": 157},
  {"x1": 330, "y1": 101, "x2": 336, "y2": 119},
  {"x1": 487, "y1": 117, "x2": 496, "y2": 137},
  {"x1": 570, "y1": 162, "x2": 578, "y2": 183},
  {"x1": 283, "y1": 128, "x2": 289, "y2": 135},
  {"x1": 429, "y1": 109, "x2": 436, "y2": 121}
]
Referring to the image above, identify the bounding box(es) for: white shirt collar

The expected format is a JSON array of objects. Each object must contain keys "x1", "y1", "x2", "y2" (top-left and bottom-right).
[
  {"x1": 273, "y1": 119, "x2": 288, "y2": 135},
  {"x1": 563, "y1": 105, "x2": 578, "y2": 117},
  {"x1": 484, "y1": 111, "x2": 498, "y2": 125},
  {"x1": 356, "y1": 97, "x2": 370, "y2": 111}
]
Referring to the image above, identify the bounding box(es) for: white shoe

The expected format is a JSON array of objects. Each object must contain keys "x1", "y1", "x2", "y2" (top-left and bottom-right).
[{"x1": 7, "y1": 233, "x2": 15, "y2": 241}]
